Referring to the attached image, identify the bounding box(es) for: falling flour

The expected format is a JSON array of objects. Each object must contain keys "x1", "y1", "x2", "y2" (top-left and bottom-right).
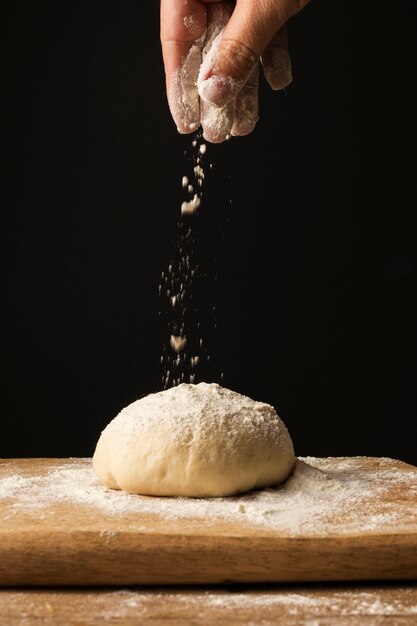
[
  {"x1": 159, "y1": 135, "x2": 217, "y2": 389},
  {"x1": 181, "y1": 193, "x2": 201, "y2": 215}
]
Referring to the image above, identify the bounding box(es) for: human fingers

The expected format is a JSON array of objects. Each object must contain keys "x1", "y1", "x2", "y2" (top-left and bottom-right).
[
  {"x1": 160, "y1": 0, "x2": 206, "y2": 133},
  {"x1": 261, "y1": 25, "x2": 292, "y2": 90},
  {"x1": 231, "y1": 63, "x2": 259, "y2": 137},
  {"x1": 198, "y1": 0, "x2": 309, "y2": 109},
  {"x1": 200, "y1": 1, "x2": 235, "y2": 142}
]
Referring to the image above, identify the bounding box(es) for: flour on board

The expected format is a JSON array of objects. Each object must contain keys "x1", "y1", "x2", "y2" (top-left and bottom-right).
[{"x1": 1, "y1": 457, "x2": 416, "y2": 536}]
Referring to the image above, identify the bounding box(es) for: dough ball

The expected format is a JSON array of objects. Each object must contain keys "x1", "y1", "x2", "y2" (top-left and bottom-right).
[{"x1": 93, "y1": 383, "x2": 295, "y2": 497}]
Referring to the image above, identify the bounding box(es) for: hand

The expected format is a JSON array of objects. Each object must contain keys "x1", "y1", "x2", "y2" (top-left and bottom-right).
[{"x1": 160, "y1": 0, "x2": 310, "y2": 143}]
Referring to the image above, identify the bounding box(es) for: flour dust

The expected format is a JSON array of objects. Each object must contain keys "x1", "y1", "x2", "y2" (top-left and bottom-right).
[{"x1": 159, "y1": 135, "x2": 223, "y2": 389}]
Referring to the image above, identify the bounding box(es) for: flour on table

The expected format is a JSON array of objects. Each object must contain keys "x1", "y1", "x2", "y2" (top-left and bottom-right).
[
  {"x1": 1, "y1": 456, "x2": 416, "y2": 536},
  {"x1": 3, "y1": 587, "x2": 417, "y2": 622}
]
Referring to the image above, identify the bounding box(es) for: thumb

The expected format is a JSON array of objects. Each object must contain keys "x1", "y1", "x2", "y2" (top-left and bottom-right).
[{"x1": 198, "y1": 0, "x2": 291, "y2": 108}]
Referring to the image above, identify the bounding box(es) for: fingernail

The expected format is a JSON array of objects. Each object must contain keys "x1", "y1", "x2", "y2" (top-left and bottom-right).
[{"x1": 198, "y1": 75, "x2": 234, "y2": 108}]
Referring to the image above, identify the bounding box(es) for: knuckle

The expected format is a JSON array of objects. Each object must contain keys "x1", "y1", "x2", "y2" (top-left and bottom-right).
[{"x1": 217, "y1": 38, "x2": 257, "y2": 79}]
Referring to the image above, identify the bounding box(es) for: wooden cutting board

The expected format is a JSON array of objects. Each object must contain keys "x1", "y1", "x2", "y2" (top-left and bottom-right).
[
  {"x1": 2, "y1": 586, "x2": 417, "y2": 625},
  {"x1": 0, "y1": 456, "x2": 416, "y2": 586}
]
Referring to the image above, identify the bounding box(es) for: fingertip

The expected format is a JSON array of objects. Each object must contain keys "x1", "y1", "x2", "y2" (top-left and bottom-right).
[
  {"x1": 176, "y1": 123, "x2": 199, "y2": 135},
  {"x1": 201, "y1": 119, "x2": 231, "y2": 143},
  {"x1": 166, "y1": 42, "x2": 202, "y2": 136},
  {"x1": 231, "y1": 119, "x2": 257, "y2": 137},
  {"x1": 200, "y1": 99, "x2": 234, "y2": 143},
  {"x1": 265, "y1": 74, "x2": 293, "y2": 91},
  {"x1": 264, "y1": 68, "x2": 293, "y2": 91},
  {"x1": 168, "y1": 79, "x2": 200, "y2": 135},
  {"x1": 202, "y1": 130, "x2": 228, "y2": 144},
  {"x1": 262, "y1": 47, "x2": 293, "y2": 91}
]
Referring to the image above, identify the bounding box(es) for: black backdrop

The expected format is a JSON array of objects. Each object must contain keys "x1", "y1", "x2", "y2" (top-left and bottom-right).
[{"x1": 2, "y1": 2, "x2": 416, "y2": 464}]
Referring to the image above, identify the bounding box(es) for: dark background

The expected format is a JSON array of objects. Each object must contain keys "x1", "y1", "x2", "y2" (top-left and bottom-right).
[{"x1": 2, "y1": 2, "x2": 416, "y2": 463}]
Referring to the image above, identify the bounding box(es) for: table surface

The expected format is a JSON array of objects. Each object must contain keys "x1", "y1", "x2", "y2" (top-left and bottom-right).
[
  {"x1": 2, "y1": 457, "x2": 417, "y2": 622},
  {"x1": 1, "y1": 584, "x2": 417, "y2": 625},
  {"x1": 1, "y1": 457, "x2": 417, "y2": 585}
]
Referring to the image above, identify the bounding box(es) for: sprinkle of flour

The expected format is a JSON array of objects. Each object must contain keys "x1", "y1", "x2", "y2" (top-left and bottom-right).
[
  {"x1": 159, "y1": 135, "x2": 217, "y2": 388},
  {"x1": 1, "y1": 455, "x2": 416, "y2": 536},
  {"x1": 160, "y1": 9, "x2": 233, "y2": 386},
  {"x1": 181, "y1": 193, "x2": 201, "y2": 215},
  {"x1": 170, "y1": 335, "x2": 187, "y2": 353},
  {"x1": 193, "y1": 165, "x2": 204, "y2": 183}
]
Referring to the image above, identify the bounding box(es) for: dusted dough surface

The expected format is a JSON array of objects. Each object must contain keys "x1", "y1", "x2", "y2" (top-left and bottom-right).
[{"x1": 93, "y1": 383, "x2": 295, "y2": 497}]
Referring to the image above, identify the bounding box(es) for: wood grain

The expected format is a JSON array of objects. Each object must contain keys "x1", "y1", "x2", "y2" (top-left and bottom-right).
[
  {"x1": 0, "y1": 457, "x2": 416, "y2": 586},
  {"x1": 1, "y1": 585, "x2": 417, "y2": 625}
]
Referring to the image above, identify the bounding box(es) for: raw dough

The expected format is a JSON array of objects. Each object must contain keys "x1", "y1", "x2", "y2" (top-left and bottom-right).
[{"x1": 93, "y1": 383, "x2": 295, "y2": 497}]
